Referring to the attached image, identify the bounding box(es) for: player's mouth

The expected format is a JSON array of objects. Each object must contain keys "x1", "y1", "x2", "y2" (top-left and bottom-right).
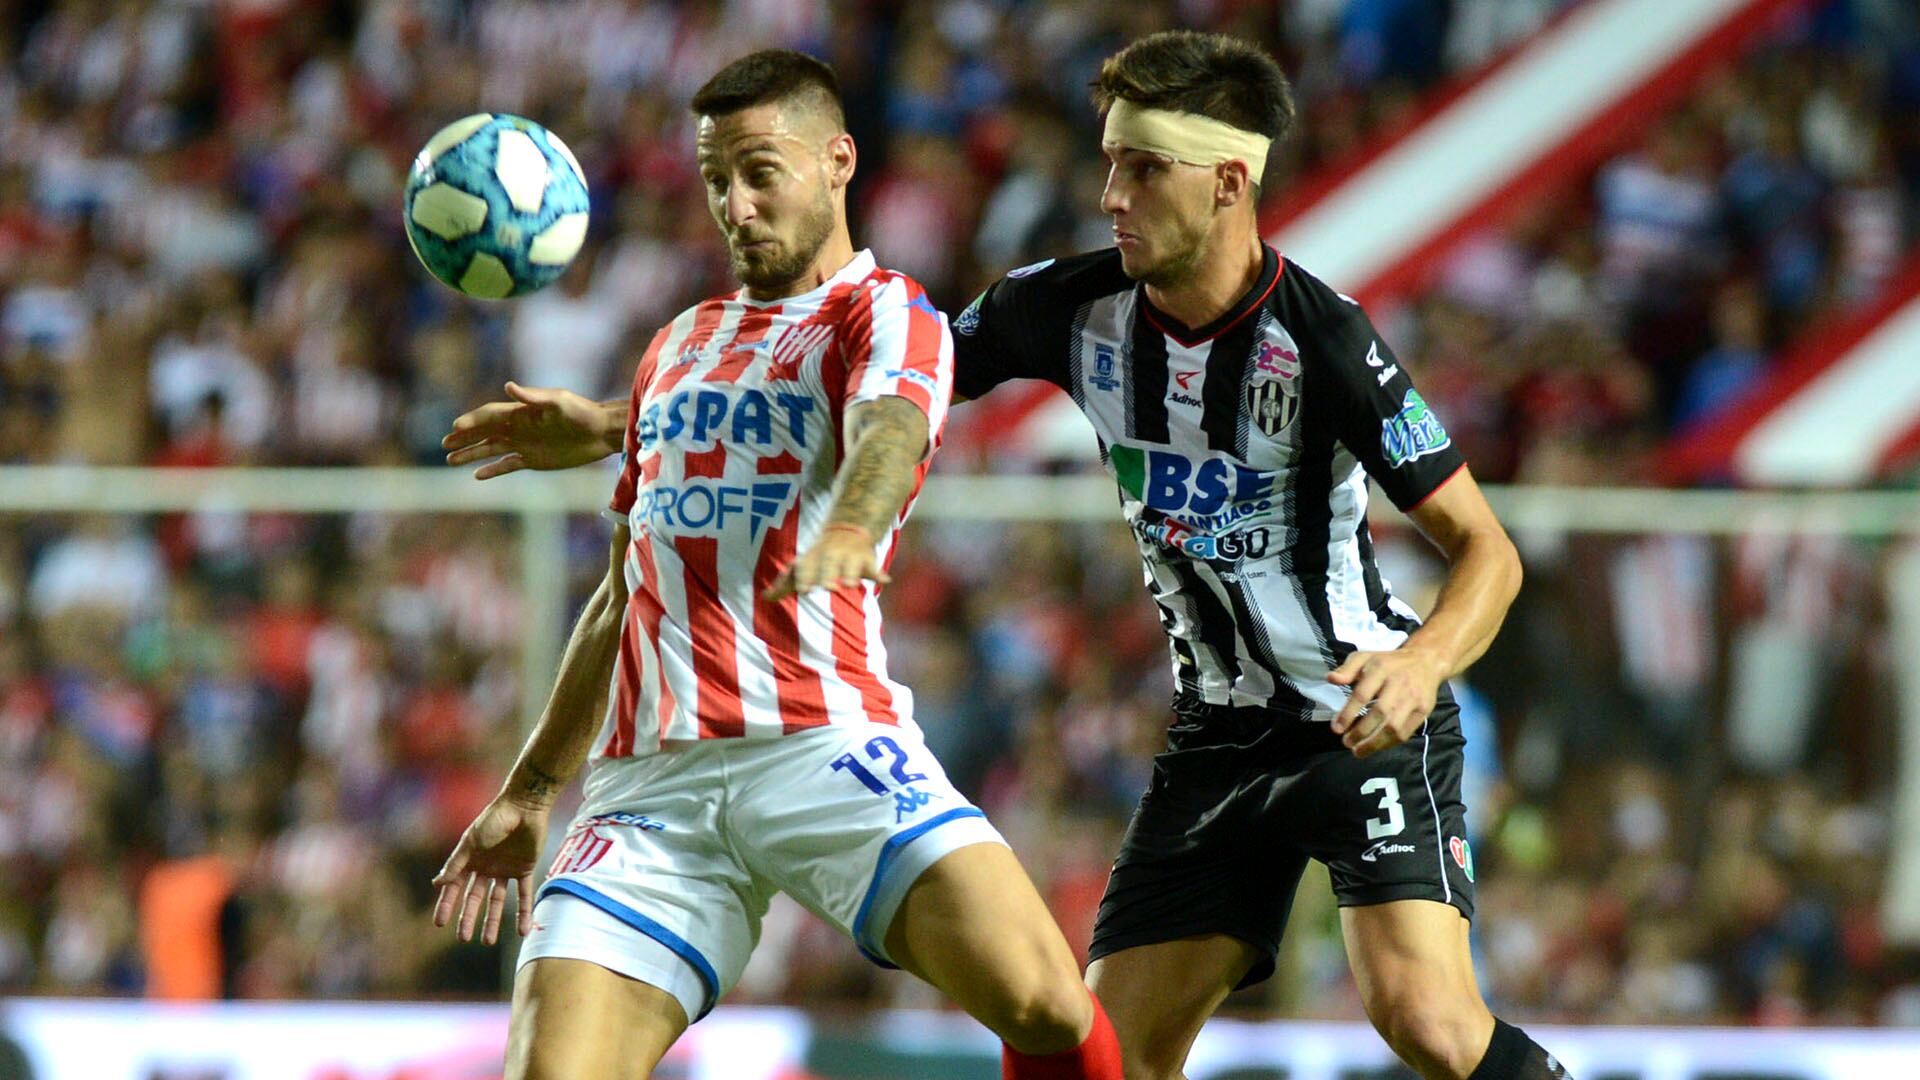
[{"x1": 1113, "y1": 230, "x2": 1141, "y2": 250}]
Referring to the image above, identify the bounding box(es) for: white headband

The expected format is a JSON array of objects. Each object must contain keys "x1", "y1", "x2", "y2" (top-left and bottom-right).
[{"x1": 1102, "y1": 98, "x2": 1272, "y2": 187}]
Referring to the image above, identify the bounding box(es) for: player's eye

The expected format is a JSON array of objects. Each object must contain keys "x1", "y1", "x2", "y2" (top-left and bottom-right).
[
  {"x1": 703, "y1": 173, "x2": 728, "y2": 195},
  {"x1": 747, "y1": 165, "x2": 778, "y2": 186}
]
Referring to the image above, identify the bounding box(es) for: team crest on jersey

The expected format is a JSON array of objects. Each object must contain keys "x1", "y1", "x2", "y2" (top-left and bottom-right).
[
  {"x1": 1089, "y1": 344, "x2": 1121, "y2": 392},
  {"x1": 1247, "y1": 378, "x2": 1298, "y2": 437}
]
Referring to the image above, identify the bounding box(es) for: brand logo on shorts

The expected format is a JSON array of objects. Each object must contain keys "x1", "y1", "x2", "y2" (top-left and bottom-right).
[
  {"x1": 1361, "y1": 839, "x2": 1418, "y2": 863},
  {"x1": 549, "y1": 826, "x2": 614, "y2": 876},
  {"x1": 1450, "y1": 835, "x2": 1474, "y2": 881}
]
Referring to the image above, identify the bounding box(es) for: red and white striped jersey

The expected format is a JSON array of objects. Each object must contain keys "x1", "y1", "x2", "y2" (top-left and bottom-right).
[{"x1": 596, "y1": 250, "x2": 952, "y2": 756}]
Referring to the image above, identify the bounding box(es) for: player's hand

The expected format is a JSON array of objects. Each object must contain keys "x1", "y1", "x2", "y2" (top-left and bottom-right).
[
  {"x1": 443, "y1": 382, "x2": 613, "y2": 479},
  {"x1": 764, "y1": 524, "x2": 888, "y2": 600},
  {"x1": 431, "y1": 795, "x2": 549, "y2": 945},
  {"x1": 1327, "y1": 647, "x2": 1446, "y2": 759}
]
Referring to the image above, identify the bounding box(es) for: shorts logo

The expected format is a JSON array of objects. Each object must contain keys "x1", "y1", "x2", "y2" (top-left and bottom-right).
[
  {"x1": 1382, "y1": 389, "x2": 1451, "y2": 467},
  {"x1": 549, "y1": 826, "x2": 614, "y2": 876},
  {"x1": 1450, "y1": 835, "x2": 1474, "y2": 881},
  {"x1": 1247, "y1": 378, "x2": 1297, "y2": 437},
  {"x1": 893, "y1": 787, "x2": 935, "y2": 822},
  {"x1": 1361, "y1": 839, "x2": 1418, "y2": 863}
]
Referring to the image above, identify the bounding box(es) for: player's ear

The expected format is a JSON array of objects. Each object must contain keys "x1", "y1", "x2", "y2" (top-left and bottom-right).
[
  {"x1": 826, "y1": 132, "x2": 856, "y2": 190},
  {"x1": 1215, "y1": 160, "x2": 1253, "y2": 209}
]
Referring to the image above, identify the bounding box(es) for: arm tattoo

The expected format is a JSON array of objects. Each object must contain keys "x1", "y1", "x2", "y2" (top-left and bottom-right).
[
  {"x1": 828, "y1": 397, "x2": 929, "y2": 541},
  {"x1": 516, "y1": 762, "x2": 562, "y2": 801}
]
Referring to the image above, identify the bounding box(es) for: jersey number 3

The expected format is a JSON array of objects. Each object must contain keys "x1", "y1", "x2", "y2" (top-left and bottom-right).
[{"x1": 1361, "y1": 777, "x2": 1406, "y2": 840}]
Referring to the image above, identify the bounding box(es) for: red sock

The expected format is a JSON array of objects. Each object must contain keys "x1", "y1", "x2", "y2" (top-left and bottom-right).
[{"x1": 1001, "y1": 991, "x2": 1124, "y2": 1080}]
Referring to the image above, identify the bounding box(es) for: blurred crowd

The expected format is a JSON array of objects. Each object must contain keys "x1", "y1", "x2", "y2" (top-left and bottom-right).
[{"x1": 4, "y1": 0, "x2": 1920, "y2": 1033}]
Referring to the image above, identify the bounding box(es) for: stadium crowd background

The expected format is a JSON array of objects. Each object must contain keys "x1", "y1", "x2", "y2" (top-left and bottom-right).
[{"x1": 3, "y1": 0, "x2": 1920, "y2": 1030}]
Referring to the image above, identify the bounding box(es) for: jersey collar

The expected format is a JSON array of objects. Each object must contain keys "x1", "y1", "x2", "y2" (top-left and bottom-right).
[{"x1": 1138, "y1": 244, "x2": 1282, "y2": 348}]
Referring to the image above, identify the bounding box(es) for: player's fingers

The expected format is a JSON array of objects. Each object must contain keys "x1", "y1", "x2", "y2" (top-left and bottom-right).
[
  {"x1": 1333, "y1": 666, "x2": 1385, "y2": 733},
  {"x1": 1345, "y1": 711, "x2": 1391, "y2": 755},
  {"x1": 432, "y1": 880, "x2": 461, "y2": 927},
  {"x1": 505, "y1": 381, "x2": 552, "y2": 404},
  {"x1": 517, "y1": 874, "x2": 536, "y2": 937},
  {"x1": 446, "y1": 403, "x2": 511, "y2": 439},
  {"x1": 458, "y1": 877, "x2": 491, "y2": 942},
  {"x1": 1327, "y1": 651, "x2": 1371, "y2": 686},
  {"x1": 446, "y1": 440, "x2": 506, "y2": 466},
  {"x1": 473, "y1": 454, "x2": 528, "y2": 481},
  {"x1": 483, "y1": 878, "x2": 508, "y2": 946}
]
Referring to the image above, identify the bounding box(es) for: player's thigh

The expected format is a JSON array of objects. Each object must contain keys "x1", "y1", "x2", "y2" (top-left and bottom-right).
[
  {"x1": 731, "y1": 723, "x2": 1008, "y2": 966},
  {"x1": 1086, "y1": 935, "x2": 1264, "y2": 1079},
  {"x1": 882, "y1": 841, "x2": 1090, "y2": 1046},
  {"x1": 528, "y1": 753, "x2": 768, "y2": 1026},
  {"x1": 1339, "y1": 898, "x2": 1484, "y2": 1011},
  {"x1": 506, "y1": 957, "x2": 687, "y2": 1080}
]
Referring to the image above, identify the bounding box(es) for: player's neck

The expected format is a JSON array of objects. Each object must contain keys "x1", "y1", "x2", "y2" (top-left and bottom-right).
[
  {"x1": 743, "y1": 228, "x2": 859, "y2": 302},
  {"x1": 1143, "y1": 230, "x2": 1265, "y2": 332}
]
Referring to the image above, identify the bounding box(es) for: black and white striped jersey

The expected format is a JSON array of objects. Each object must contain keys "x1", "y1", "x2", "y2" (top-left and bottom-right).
[{"x1": 953, "y1": 246, "x2": 1466, "y2": 720}]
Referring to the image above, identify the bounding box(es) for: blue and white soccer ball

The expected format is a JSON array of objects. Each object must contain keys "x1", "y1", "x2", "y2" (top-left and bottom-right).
[{"x1": 403, "y1": 114, "x2": 590, "y2": 299}]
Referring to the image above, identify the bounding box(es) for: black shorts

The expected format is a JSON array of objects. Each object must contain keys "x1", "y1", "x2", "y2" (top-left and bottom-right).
[{"x1": 1089, "y1": 693, "x2": 1476, "y2": 990}]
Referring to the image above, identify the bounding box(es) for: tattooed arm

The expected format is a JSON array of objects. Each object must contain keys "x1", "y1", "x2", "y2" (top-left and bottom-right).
[
  {"x1": 765, "y1": 396, "x2": 929, "y2": 600},
  {"x1": 431, "y1": 525, "x2": 631, "y2": 943}
]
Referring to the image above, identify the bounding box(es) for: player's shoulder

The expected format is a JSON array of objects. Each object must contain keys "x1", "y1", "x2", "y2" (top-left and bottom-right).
[
  {"x1": 857, "y1": 262, "x2": 941, "y2": 318},
  {"x1": 993, "y1": 248, "x2": 1131, "y2": 302},
  {"x1": 1270, "y1": 255, "x2": 1366, "y2": 323},
  {"x1": 1269, "y1": 254, "x2": 1374, "y2": 350}
]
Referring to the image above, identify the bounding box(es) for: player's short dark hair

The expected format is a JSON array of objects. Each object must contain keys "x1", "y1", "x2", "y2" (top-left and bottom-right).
[
  {"x1": 1091, "y1": 30, "x2": 1295, "y2": 142},
  {"x1": 690, "y1": 49, "x2": 846, "y2": 131}
]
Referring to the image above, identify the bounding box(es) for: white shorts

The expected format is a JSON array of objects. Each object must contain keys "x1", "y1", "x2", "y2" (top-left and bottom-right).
[{"x1": 516, "y1": 721, "x2": 1006, "y2": 1023}]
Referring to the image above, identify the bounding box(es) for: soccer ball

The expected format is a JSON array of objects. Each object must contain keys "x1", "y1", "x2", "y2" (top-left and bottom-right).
[{"x1": 403, "y1": 114, "x2": 590, "y2": 299}]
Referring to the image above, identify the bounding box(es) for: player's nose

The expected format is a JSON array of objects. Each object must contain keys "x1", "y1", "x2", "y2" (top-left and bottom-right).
[
  {"x1": 724, "y1": 184, "x2": 757, "y2": 228},
  {"x1": 1100, "y1": 165, "x2": 1127, "y2": 214}
]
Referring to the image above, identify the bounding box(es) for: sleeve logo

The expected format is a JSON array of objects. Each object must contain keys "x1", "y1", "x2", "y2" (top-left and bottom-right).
[
  {"x1": 954, "y1": 292, "x2": 984, "y2": 336},
  {"x1": 1381, "y1": 388, "x2": 1451, "y2": 467},
  {"x1": 1005, "y1": 258, "x2": 1055, "y2": 278}
]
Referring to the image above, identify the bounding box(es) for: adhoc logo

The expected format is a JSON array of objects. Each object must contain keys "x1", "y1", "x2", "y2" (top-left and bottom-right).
[
  {"x1": 1381, "y1": 388, "x2": 1451, "y2": 467},
  {"x1": 638, "y1": 386, "x2": 815, "y2": 454},
  {"x1": 633, "y1": 479, "x2": 797, "y2": 541},
  {"x1": 1108, "y1": 445, "x2": 1275, "y2": 530},
  {"x1": 1362, "y1": 839, "x2": 1419, "y2": 863},
  {"x1": 1133, "y1": 517, "x2": 1272, "y2": 563},
  {"x1": 1089, "y1": 344, "x2": 1121, "y2": 392},
  {"x1": 1450, "y1": 835, "x2": 1475, "y2": 881}
]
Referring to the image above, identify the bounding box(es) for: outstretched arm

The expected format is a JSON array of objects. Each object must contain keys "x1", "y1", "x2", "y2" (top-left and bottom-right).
[
  {"x1": 431, "y1": 525, "x2": 631, "y2": 943},
  {"x1": 442, "y1": 382, "x2": 627, "y2": 479},
  {"x1": 764, "y1": 396, "x2": 929, "y2": 600}
]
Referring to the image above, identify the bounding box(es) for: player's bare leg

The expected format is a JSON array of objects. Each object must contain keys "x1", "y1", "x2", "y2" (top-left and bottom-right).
[
  {"x1": 884, "y1": 842, "x2": 1123, "y2": 1076},
  {"x1": 1085, "y1": 934, "x2": 1262, "y2": 1080},
  {"x1": 1341, "y1": 901, "x2": 1491, "y2": 1079},
  {"x1": 505, "y1": 957, "x2": 688, "y2": 1080}
]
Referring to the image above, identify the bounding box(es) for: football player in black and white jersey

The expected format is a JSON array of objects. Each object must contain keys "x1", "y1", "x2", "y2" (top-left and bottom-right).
[{"x1": 441, "y1": 33, "x2": 1569, "y2": 1080}]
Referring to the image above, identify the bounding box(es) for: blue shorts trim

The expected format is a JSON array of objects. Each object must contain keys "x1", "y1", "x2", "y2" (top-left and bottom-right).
[
  {"x1": 850, "y1": 807, "x2": 989, "y2": 968},
  {"x1": 536, "y1": 878, "x2": 722, "y2": 1019}
]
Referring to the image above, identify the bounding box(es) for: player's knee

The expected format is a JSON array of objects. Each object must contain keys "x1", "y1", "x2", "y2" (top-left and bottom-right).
[
  {"x1": 985, "y1": 971, "x2": 1093, "y2": 1056},
  {"x1": 1365, "y1": 992, "x2": 1490, "y2": 1078}
]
